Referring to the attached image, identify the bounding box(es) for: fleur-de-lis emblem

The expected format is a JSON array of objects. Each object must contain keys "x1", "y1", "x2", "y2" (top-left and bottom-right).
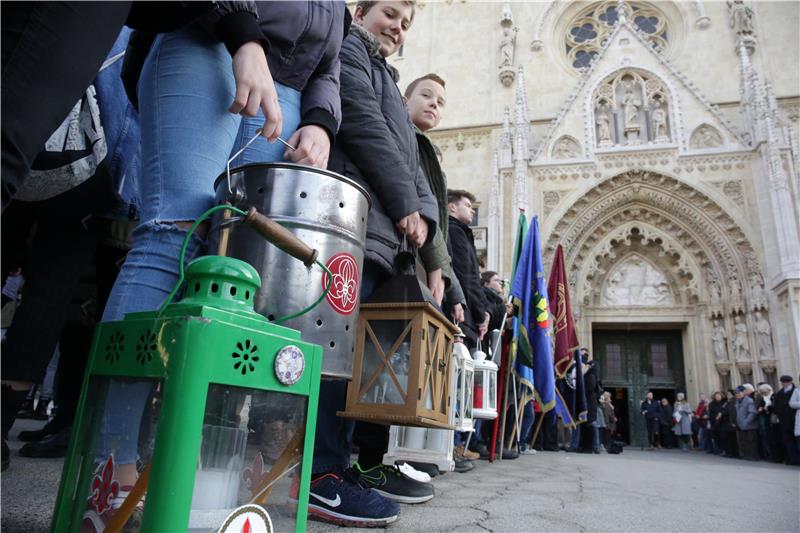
[
  {"x1": 242, "y1": 452, "x2": 268, "y2": 496},
  {"x1": 90, "y1": 454, "x2": 120, "y2": 515},
  {"x1": 322, "y1": 253, "x2": 359, "y2": 315}
]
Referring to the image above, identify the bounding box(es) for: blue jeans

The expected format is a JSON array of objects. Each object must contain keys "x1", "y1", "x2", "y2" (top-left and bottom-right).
[
  {"x1": 519, "y1": 400, "x2": 535, "y2": 449},
  {"x1": 570, "y1": 425, "x2": 581, "y2": 449},
  {"x1": 98, "y1": 27, "x2": 300, "y2": 465},
  {"x1": 312, "y1": 262, "x2": 388, "y2": 474}
]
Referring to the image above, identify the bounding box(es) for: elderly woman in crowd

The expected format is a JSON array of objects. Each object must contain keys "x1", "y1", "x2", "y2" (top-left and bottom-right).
[{"x1": 673, "y1": 392, "x2": 693, "y2": 451}]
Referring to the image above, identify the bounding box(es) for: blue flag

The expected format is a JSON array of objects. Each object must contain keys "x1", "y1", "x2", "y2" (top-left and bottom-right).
[{"x1": 510, "y1": 217, "x2": 555, "y2": 412}]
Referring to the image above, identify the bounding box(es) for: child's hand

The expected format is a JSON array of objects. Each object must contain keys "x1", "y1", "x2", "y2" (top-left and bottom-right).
[
  {"x1": 396, "y1": 212, "x2": 421, "y2": 242},
  {"x1": 410, "y1": 219, "x2": 428, "y2": 247},
  {"x1": 284, "y1": 126, "x2": 330, "y2": 168},
  {"x1": 427, "y1": 269, "x2": 444, "y2": 305},
  {"x1": 229, "y1": 41, "x2": 282, "y2": 142},
  {"x1": 452, "y1": 303, "x2": 465, "y2": 323}
]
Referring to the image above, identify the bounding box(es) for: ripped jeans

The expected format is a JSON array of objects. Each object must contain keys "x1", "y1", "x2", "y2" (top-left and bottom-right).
[{"x1": 97, "y1": 26, "x2": 300, "y2": 466}]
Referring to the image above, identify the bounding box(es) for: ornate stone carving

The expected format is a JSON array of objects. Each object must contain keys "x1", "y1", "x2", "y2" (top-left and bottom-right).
[
  {"x1": 715, "y1": 361, "x2": 732, "y2": 375},
  {"x1": 552, "y1": 136, "x2": 581, "y2": 159},
  {"x1": 722, "y1": 181, "x2": 745, "y2": 207},
  {"x1": 596, "y1": 101, "x2": 614, "y2": 146},
  {"x1": 498, "y1": 27, "x2": 518, "y2": 87},
  {"x1": 706, "y1": 266, "x2": 722, "y2": 302},
  {"x1": 651, "y1": 98, "x2": 669, "y2": 142},
  {"x1": 543, "y1": 191, "x2": 561, "y2": 217},
  {"x1": 712, "y1": 319, "x2": 729, "y2": 361},
  {"x1": 727, "y1": 1, "x2": 755, "y2": 35},
  {"x1": 690, "y1": 125, "x2": 723, "y2": 149},
  {"x1": 732, "y1": 314, "x2": 750, "y2": 360},
  {"x1": 547, "y1": 172, "x2": 759, "y2": 308},
  {"x1": 601, "y1": 255, "x2": 673, "y2": 306},
  {"x1": 500, "y1": 2, "x2": 513, "y2": 27},
  {"x1": 753, "y1": 310, "x2": 773, "y2": 359}
]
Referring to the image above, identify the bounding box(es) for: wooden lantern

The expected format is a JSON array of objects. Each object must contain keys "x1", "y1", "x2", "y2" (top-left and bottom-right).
[{"x1": 338, "y1": 274, "x2": 459, "y2": 428}]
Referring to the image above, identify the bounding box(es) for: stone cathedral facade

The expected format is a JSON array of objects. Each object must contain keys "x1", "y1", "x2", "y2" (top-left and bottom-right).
[{"x1": 387, "y1": 0, "x2": 800, "y2": 407}]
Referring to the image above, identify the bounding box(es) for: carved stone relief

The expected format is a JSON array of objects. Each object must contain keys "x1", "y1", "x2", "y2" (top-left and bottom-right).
[
  {"x1": 721, "y1": 180, "x2": 744, "y2": 207},
  {"x1": 690, "y1": 124, "x2": 723, "y2": 149},
  {"x1": 552, "y1": 136, "x2": 581, "y2": 159},
  {"x1": 543, "y1": 191, "x2": 561, "y2": 217},
  {"x1": 601, "y1": 255, "x2": 673, "y2": 306},
  {"x1": 752, "y1": 310, "x2": 773, "y2": 359}
]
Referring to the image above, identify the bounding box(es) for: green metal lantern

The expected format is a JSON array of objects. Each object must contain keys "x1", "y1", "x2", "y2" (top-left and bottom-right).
[{"x1": 52, "y1": 207, "x2": 325, "y2": 533}]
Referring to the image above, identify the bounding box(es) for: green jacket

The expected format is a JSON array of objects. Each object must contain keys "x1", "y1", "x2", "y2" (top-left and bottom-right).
[{"x1": 415, "y1": 128, "x2": 465, "y2": 306}]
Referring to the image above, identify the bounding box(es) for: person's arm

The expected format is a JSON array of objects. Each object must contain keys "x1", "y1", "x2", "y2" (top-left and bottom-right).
[
  {"x1": 449, "y1": 226, "x2": 489, "y2": 325},
  {"x1": 336, "y1": 38, "x2": 420, "y2": 221},
  {"x1": 789, "y1": 388, "x2": 800, "y2": 410}
]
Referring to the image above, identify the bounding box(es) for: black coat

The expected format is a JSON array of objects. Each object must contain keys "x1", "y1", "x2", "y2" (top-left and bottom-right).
[
  {"x1": 721, "y1": 399, "x2": 737, "y2": 432},
  {"x1": 448, "y1": 216, "x2": 489, "y2": 343},
  {"x1": 328, "y1": 25, "x2": 437, "y2": 273},
  {"x1": 583, "y1": 363, "x2": 600, "y2": 423},
  {"x1": 708, "y1": 399, "x2": 725, "y2": 430},
  {"x1": 482, "y1": 286, "x2": 507, "y2": 332},
  {"x1": 640, "y1": 399, "x2": 660, "y2": 421},
  {"x1": 773, "y1": 385, "x2": 797, "y2": 429}
]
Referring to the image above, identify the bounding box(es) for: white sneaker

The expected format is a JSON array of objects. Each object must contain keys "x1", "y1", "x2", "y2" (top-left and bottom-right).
[
  {"x1": 520, "y1": 448, "x2": 537, "y2": 455},
  {"x1": 397, "y1": 462, "x2": 431, "y2": 483}
]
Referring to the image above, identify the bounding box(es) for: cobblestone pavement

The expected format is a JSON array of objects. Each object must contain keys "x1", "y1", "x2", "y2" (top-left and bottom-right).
[{"x1": 3, "y1": 419, "x2": 798, "y2": 532}]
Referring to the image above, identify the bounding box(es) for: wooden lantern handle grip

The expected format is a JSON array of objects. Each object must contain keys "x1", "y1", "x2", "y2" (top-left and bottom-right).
[{"x1": 243, "y1": 207, "x2": 318, "y2": 267}]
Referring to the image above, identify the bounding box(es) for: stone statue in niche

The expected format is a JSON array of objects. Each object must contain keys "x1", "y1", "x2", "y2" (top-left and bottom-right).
[
  {"x1": 622, "y1": 83, "x2": 640, "y2": 129},
  {"x1": 712, "y1": 319, "x2": 728, "y2": 361},
  {"x1": 727, "y1": 0, "x2": 754, "y2": 35},
  {"x1": 651, "y1": 99, "x2": 669, "y2": 141},
  {"x1": 732, "y1": 315, "x2": 750, "y2": 360},
  {"x1": 499, "y1": 27, "x2": 517, "y2": 68},
  {"x1": 729, "y1": 276, "x2": 742, "y2": 300},
  {"x1": 753, "y1": 311, "x2": 773, "y2": 359},
  {"x1": 706, "y1": 267, "x2": 722, "y2": 301},
  {"x1": 596, "y1": 102, "x2": 612, "y2": 145}
]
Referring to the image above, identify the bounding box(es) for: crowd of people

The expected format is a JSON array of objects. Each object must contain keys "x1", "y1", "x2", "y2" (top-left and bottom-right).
[
  {"x1": 2, "y1": 1, "x2": 799, "y2": 531},
  {"x1": 638, "y1": 378, "x2": 800, "y2": 464}
]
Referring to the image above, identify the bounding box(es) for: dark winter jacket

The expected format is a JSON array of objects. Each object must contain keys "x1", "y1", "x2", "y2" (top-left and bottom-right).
[
  {"x1": 773, "y1": 384, "x2": 797, "y2": 429},
  {"x1": 482, "y1": 286, "x2": 507, "y2": 332},
  {"x1": 640, "y1": 399, "x2": 660, "y2": 421},
  {"x1": 328, "y1": 24, "x2": 436, "y2": 273},
  {"x1": 415, "y1": 129, "x2": 451, "y2": 275},
  {"x1": 721, "y1": 399, "x2": 737, "y2": 432},
  {"x1": 583, "y1": 363, "x2": 600, "y2": 424},
  {"x1": 448, "y1": 216, "x2": 489, "y2": 342},
  {"x1": 659, "y1": 403, "x2": 673, "y2": 426},
  {"x1": 123, "y1": 1, "x2": 345, "y2": 139},
  {"x1": 708, "y1": 399, "x2": 726, "y2": 430}
]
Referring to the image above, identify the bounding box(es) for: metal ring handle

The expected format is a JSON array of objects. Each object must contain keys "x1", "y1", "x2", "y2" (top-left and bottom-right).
[{"x1": 225, "y1": 128, "x2": 298, "y2": 194}]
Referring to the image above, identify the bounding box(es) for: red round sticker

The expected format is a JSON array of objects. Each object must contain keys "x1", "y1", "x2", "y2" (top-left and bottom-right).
[{"x1": 322, "y1": 253, "x2": 359, "y2": 315}]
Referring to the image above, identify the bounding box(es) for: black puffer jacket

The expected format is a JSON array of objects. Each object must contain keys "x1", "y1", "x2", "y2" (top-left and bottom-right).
[{"x1": 328, "y1": 24, "x2": 436, "y2": 273}]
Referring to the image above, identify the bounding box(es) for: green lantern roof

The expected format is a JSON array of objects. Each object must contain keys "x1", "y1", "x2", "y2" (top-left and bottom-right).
[{"x1": 176, "y1": 255, "x2": 263, "y2": 317}]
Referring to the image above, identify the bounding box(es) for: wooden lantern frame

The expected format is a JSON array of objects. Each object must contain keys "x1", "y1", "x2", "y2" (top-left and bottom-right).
[{"x1": 339, "y1": 302, "x2": 459, "y2": 429}]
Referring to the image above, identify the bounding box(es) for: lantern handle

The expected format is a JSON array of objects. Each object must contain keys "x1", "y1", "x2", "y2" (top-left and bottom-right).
[{"x1": 225, "y1": 128, "x2": 296, "y2": 194}]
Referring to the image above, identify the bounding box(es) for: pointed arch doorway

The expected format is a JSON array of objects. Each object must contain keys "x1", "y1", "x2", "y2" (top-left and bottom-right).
[{"x1": 592, "y1": 325, "x2": 685, "y2": 447}]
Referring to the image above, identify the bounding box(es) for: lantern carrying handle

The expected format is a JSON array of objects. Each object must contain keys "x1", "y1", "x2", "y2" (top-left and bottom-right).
[
  {"x1": 225, "y1": 128, "x2": 297, "y2": 194},
  {"x1": 157, "y1": 204, "x2": 331, "y2": 320}
]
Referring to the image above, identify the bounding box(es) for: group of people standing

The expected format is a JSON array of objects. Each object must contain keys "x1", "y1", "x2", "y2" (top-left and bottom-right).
[
  {"x1": 639, "y1": 375, "x2": 800, "y2": 465},
  {"x1": 0, "y1": 1, "x2": 538, "y2": 529}
]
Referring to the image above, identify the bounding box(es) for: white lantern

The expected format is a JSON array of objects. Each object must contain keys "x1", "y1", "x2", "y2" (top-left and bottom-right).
[
  {"x1": 381, "y1": 332, "x2": 473, "y2": 471},
  {"x1": 472, "y1": 349, "x2": 498, "y2": 420},
  {"x1": 453, "y1": 334, "x2": 475, "y2": 432}
]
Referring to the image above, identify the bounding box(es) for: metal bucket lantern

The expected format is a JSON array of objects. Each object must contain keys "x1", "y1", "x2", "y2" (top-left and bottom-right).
[
  {"x1": 53, "y1": 208, "x2": 325, "y2": 533},
  {"x1": 338, "y1": 272, "x2": 459, "y2": 428},
  {"x1": 213, "y1": 163, "x2": 370, "y2": 380},
  {"x1": 472, "y1": 349, "x2": 498, "y2": 420}
]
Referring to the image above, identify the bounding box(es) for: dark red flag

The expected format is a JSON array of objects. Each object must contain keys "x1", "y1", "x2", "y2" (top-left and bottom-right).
[{"x1": 547, "y1": 245, "x2": 579, "y2": 378}]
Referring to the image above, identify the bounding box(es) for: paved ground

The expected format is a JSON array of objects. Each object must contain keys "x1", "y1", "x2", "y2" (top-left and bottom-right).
[{"x1": 3, "y1": 419, "x2": 799, "y2": 532}]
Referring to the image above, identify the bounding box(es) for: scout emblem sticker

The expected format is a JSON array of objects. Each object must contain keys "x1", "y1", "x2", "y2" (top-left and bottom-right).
[
  {"x1": 322, "y1": 253, "x2": 359, "y2": 315},
  {"x1": 274, "y1": 345, "x2": 305, "y2": 385},
  {"x1": 218, "y1": 504, "x2": 273, "y2": 533}
]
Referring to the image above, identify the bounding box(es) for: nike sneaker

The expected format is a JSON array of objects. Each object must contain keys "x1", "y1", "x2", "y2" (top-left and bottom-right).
[
  {"x1": 353, "y1": 463, "x2": 434, "y2": 504},
  {"x1": 307, "y1": 471, "x2": 400, "y2": 528}
]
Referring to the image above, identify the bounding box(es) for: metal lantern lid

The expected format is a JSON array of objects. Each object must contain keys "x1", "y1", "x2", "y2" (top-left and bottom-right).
[{"x1": 172, "y1": 256, "x2": 266, "y2": 321}]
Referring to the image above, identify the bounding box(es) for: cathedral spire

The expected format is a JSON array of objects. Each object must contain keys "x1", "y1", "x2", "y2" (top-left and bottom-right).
[
  {"x1": 513, "y1": 65, "x2": 530, "y2": 160},
  {"x1": 487, "y1": 150, "x2": 502, "y2": 270},
  {"x1": 499, "y1": 106, "x2": 512, "y2": 168}
]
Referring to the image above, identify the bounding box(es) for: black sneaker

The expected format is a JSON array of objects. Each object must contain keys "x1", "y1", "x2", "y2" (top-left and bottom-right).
[
  {"x1": 453, "y1": 455, "x2": 474, "y2": 473},
  {"x1": 307, "y1": 471, "x2": 400, "y2": 527},
  {"x1": 354, "y1": 463, "x2": 434, "y2": 504}
]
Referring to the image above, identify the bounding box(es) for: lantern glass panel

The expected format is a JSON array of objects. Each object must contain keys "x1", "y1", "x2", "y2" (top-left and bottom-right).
[
  {"x1": 359, "y1": 319, "x2": 411, "y2": 404},
  {"x1": 488, "y1": 371, "x2": 497, "y2": 411},
  {"x1": 70, "y1": 378, "x2": 162, "y2": 529},
  {"x1": 189, "y1": 384, "x2": 308, "y2": 532},
  {"x1": 464, "y1": 368, "x2": 474, "y2": 419}
]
